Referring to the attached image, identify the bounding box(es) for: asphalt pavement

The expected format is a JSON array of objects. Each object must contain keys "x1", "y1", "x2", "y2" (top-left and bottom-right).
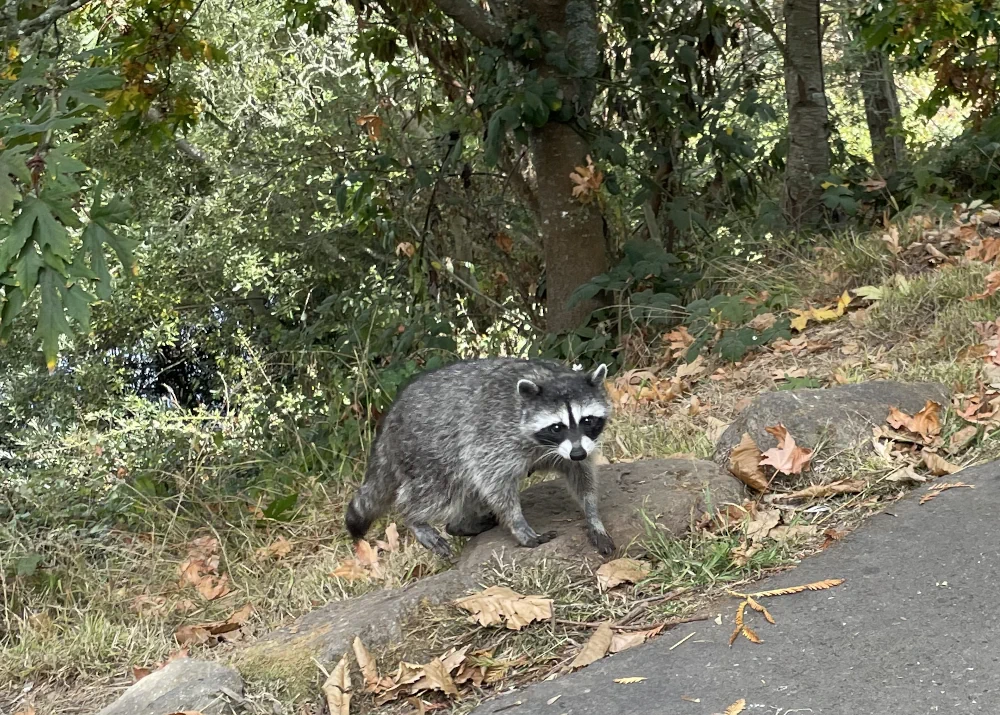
[{"x1": 471, "y1": 461, "x2": 1000, "y2": 715}]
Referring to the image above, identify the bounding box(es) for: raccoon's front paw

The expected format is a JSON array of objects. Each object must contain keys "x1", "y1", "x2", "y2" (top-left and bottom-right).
[
  {"x1": 589, "y1": 529, "x2": 616, "y2": 557},
  {"x1": 519, "y1": 530, "x2": 558, "y2": 548}
]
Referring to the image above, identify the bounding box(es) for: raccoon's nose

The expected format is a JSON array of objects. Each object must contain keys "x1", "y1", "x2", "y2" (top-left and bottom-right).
[{"x1": 569, "y1": 446, "x2": 587, "y2": 461}]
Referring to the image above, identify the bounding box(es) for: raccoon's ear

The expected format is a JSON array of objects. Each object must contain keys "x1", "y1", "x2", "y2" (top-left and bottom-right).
[
  {"x1": 517, "y1": 379, "x2": 541, "y2": 398},
  {"x1": 587, "y1": 363, "x2": 608, "y2": 386}
]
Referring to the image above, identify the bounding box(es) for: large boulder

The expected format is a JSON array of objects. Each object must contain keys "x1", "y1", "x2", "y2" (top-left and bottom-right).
[
  {"x1": 95, "y1": 658, "x2": 243, "y2": 715},
  {"x1": 239, "y1": 569, "x2": 475, "y2": 676},
  {"x1": 714, "y1": 380, "x2": 951, "y2": 465},
  {"x1": 458, "y1": 458, "x2": 744, "y2": 569}
]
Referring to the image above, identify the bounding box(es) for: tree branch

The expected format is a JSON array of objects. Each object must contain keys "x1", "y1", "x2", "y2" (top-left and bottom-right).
[
  {"x1": 8, "y1": 0, "x2": 94, "y2": 40},
  {"x1": 429, "y1": 0, "x2": 508, "y2": 46}
]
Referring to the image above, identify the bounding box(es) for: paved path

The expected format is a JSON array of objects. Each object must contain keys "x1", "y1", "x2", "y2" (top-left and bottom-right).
[{"x1": 472, "y1": 461, "x2": 1000, "y2": 715}]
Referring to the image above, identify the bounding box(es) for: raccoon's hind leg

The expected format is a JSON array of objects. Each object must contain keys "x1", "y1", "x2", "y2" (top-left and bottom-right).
[
  {"x1": 562, "y1": 460, "x2": 616, "y2": 556},
  {"x1": 407, "y1": 522, "x2": 453, "y2": 558}
]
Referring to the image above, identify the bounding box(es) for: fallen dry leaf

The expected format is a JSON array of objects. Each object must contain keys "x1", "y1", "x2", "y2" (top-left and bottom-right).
[
  {"x1": 174, "y1": 603, "x2": 253, "y2": 647},
  {"x1": 353, "y1": 637, "x2": 380, "y2": 692},
  {"x1": 746, "y1": 509, "x2": 781, "y2": 544},
  {"x1": 886, "y1": 465, "x2": 926, "y2": 484},
  {"x1": 385, "y1": 523, "x2": 400, "y2": 552},
  {"x1": 453, "y1": 586, "x2": 553, "y2": 630},
  {"x1": 748, "y1": 578, "x2": 845, "y2": 598},
  {"x1": 613, "y1": 677, "x2": 647, "y2": 684},
  {"x1": 920, "y1": 481, "x2": 975, "y2": 504},
  {"x1": 723, "y1": 699, "x2": 747, "y2": 715},
  {"x1": 771, "y1": 480, "x2": 865, "y2": 500},
  {"x1": 968, "y1": 270, "x2": 1000, "y2": 300},
  {"x1": 949, "y1": 425, "x2": 979, "y2": 453},
  {"x1": 676, "y1": 355, "x2": 706, "y2": 379},
  {"x1": 570, "y1": 622, "x2": 613, "y2": 669},
  {"x1": 321, "y1": 655, "x2": 352, "y2": 715},
  {"x1": 767, "y1": 524, "x2": 818, "y2": 543},
  {"x1": 748, "y1": 312, "x2": 776, "y2": 331},
  {"x1": 745, "y1": 596, "x2": 775, "y2": 624},
  {"x1": 609, "y1": 625, "x2": 662, "y2": 654},
  {"x1": 596, "y1": 558, "x2": 650, "y2": 591},
  {"x1": 331, "y1": 559, "x2": 369, "y2": 581},
  {"x1": 178, "y1": 537, "x2": 230, "y2": 601},
  {"x1": 759, "y1": 425, "x2": 812, "y2": 475},
  {"x1": 821, "y1": 528, "x2": 847, "y2": 549},
  {"x1": 255, "y1": 536, "x2": 293, "y2": 560},
  {"x1": 728, "y1": 433, "x2": 770, "y2": 491},
  {"x1": 922, "y1": 452, "x2": 961, "y2": 476},
  {"x1": 375, "y1": 647, "x2": 469, "y2": 704},
  {"x1": 887, "y1": 401, "x2": 942, "y2": 440}
]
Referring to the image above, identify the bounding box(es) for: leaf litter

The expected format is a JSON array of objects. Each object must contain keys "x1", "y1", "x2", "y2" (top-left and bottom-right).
[{"x1": 453, "y1": 586, "x2": 553, "y2": 630}]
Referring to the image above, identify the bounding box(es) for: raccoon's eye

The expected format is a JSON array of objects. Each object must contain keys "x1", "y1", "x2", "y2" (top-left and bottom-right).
[
  {"x1": 580, "y1": 416, "x2": 595, "y2": 427},
  {"x1": 550, "y1": 423, "x2": 565, "y2": 433}
]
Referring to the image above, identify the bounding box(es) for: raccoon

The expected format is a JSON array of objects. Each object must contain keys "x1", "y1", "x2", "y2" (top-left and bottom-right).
[{"x1": 345, "y1": 358, "x2": 615, "y2": 558}]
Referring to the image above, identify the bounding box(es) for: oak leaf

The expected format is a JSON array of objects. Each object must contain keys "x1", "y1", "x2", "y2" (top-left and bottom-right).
[
  {"x1": 596, "y1": 558, "x2": 650, "y2": 591},
  {"x1": 255, "y1": 536, "x2": 293, "y2": 560},
  {"x1": 453, "y1": 586, "x2": 552, "y2": 630},
  {"x1": 609, "y1": 625, "x2": 662, "y2": 654},
  {"x1": 570, "y1": 622, "x2": 613, "y2": 669}
]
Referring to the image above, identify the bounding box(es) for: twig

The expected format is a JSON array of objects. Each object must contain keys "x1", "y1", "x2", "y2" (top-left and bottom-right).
[
  {"x1": 554, "y1": 613, "x2": 709, "y2": 632},
  {"x1": 615, "y1": 586, "x2": 689, "y2": 626}
]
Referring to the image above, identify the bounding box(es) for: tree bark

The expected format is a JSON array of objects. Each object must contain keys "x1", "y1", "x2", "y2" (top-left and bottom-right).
[
  {"x1": 526, "y1": 0, "x2": 608, "y2": 333},
  {"x1": 859, "y1": 48, "x2": 907, "y2": 178},
  {"x1": 781, "y1": 0, "x2": 830, "y2": 229}
]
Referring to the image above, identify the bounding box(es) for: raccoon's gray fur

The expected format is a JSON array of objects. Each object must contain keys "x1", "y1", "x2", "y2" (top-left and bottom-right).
[{"x1": 345, "y1": 358, "x2": 615, "y2": 558}]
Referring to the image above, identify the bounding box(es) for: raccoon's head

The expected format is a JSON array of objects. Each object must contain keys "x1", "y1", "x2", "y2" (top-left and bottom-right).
[{"x1": 516, "y1": 364, "x2": 610, "y2": 461}]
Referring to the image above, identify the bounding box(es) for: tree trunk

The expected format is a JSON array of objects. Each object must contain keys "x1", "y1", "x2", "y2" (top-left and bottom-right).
[
  {"x1": 782, "y1": 0, "x2": 830, "y2": 229},
  {"x1": 532, "y1": 121, "x2": 608, "y2": 332},
  {"x1": 859, "y1": 48, "x2": 907, "y2": 178},
  {"x1": 527, "y1": 0, "x2": 608, "y2": 333}
]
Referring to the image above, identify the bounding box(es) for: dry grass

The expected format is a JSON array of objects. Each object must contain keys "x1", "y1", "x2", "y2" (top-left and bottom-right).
[{"x1": 9, "y1": 226, "x2": 1000, "y2": 714}]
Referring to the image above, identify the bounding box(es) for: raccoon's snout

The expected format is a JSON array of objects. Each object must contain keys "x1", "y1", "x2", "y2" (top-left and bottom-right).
[{"x1": 569, "y1": 446, "x2": 587, "y2": 461}]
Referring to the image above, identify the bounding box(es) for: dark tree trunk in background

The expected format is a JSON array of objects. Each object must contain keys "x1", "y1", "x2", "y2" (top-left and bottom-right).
[
  {"x1": 859, "y1": 48, "x2": 907, "y2": 178},
  {"x1": 528, "y1": 0, "x2": 608, "y2": 333},
  {"x1": 430, "y1": 0, "x2": 608, "y2": 334},
  {"x1": 782, "y1": 0, "x2": 831, "y2": 228}
]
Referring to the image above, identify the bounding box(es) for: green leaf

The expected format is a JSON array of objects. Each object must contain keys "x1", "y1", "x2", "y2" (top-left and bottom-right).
[
  {"x1": 567, "y1": 281, "x2": 604, "y2": 308},
  {"x1": 34, "y1": 268, "x2": 72, "y2": 371},
  {"x1": 13, "y1": 243, "x2": 43, "y2": 294},
  {"x1": 261, "y1": 492, "x2": 299, "y2": 521},
  {"x1": 82, "y1": 189, "x2": 136, "y2": 297},
  {"x1": 0, "y1": 146, "x2": 30, "y2": 220},
  {"x1": 58, "y1": 280, "x2": 94, "y2": 331}
]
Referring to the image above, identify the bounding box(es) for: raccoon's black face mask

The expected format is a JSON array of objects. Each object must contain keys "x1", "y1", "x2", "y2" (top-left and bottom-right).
[{"x1": 517, "y1": 364, "x2": 609, "y2": 461}]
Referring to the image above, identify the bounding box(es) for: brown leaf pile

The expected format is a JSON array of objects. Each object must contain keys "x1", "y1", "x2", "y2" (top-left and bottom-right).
[
  {"x1": 174, "y1": 603, "x2": 254, "y2": 647},
  {"x1": 332, "y1": 525, "x2": 401, "y2": 581},
  {"x1": 886, "y1": 401, "x2": 942, "y2": 441}
]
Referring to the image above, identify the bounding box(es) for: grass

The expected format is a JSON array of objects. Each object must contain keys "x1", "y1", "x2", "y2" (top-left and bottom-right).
[{"x1": 9, "y1": 221, "x2": 1000, "y2": 713}]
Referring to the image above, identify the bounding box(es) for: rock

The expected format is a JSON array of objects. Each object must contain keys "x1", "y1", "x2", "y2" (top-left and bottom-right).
[
  {"x1": 458, "y1": 458, "x2": 744, "y2": 570},
  {"x1": 240, "y1": 569, "x2": 475, "y2": 677},
  {"x1": 714, "y1": 380, "x2": 951, "y2": 465},
  {"x1": 95, "y1": 658, "x2": 242, "y2": 715}
]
